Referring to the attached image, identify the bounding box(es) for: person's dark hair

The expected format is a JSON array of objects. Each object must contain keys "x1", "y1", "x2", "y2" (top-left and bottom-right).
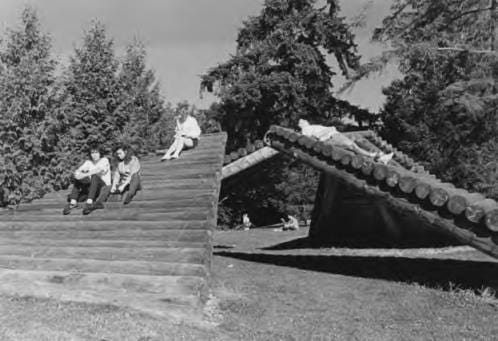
[
  {"x1": 113, "y1": 144, "x2": 133, "y2": 164},
  {"x1": 87, "y1": 143, "x2": 104, "y2": 158}
]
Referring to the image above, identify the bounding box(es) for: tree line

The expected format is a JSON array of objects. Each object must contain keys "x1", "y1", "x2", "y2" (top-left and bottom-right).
[{"x1": 0, "y1": 7, "x2": 215, "y2": 206}]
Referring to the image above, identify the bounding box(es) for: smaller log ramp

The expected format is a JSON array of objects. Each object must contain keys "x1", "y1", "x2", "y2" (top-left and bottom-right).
[
  {"x1": 0, "y1": 133, "x2": 226, "y2": 322},
  {"x1": 266, "y1": 126, "x2": 498, "y2": 259}
]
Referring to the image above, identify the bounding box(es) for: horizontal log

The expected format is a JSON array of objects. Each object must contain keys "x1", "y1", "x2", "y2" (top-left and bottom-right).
[
  {"x1": 361, "y1": 159, "x2": 375, "y2": 176},
  {"x1": 350, "y1": 155, "x2": 364, "y2": 170},
  {"x1": 398, "y1": 175, "x2": 417, "y2": 194},
  {"x1": 385, "y1": 168, "x2": 401, "y2": 188},
  {"x1": 0, "y1": 219, "x2": 210, "y2": 231},
  {"x1": 246, "y1": 144, "x2": 256, "y2": 153},
  {"x1": 0, "y1": 229, "x2": 209, "y2": 242},
  {"x1": 465, "y1": 199, "x2": 498, "y2": 224},
  {"x1": 0, "y1": 245, "x2": 209, "y2": 264},
  {"x1": 485, "y1": 210, "x2": 498, "y2": 232},
  {"x1": 0, "y1": 269, "x2": 205, "y2": 317},
  {"x1": 0, "y1": 211, "x2": 215, "y2": 222},
  {"x1": 221, "y1": 147, "x2": 279, "y2": 180},
  {"x1": 0, "y1": 255, "x2": 208, "y2": 277},
  {"x1": 237, "y1": 147, "x2": 248, "y2": 157},
  {"x1": 0, "y1": 268, "x2": 205, "y2": 299},
  {"x1": 372, "y1": 164, "x2": 388, "y2": 182}
]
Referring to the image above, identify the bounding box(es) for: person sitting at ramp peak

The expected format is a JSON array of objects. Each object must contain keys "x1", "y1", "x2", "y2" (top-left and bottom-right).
[
  {"x1": 62, "y1": 144, "x2": 111, "y2": 215},
  {"x1": 161, "y1": 109, "x2": 201, "y2": 161},
  {"x1": 298, "y1": 119, "x2": 393, "y2": 164},
  {"x1": 111, "y1": 144, "x2": 141, "y2": 205}
]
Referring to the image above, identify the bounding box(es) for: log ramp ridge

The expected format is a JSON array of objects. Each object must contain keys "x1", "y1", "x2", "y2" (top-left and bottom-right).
[{"x1": 0, "y1": 133, "x2": 227, "y2": 322}]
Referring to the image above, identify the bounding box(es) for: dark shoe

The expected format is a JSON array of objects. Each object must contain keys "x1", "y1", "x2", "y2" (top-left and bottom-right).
[
  {"x1": 62, "y1": 203, "x2": 78, "y2": 215},
  {"x1": 122, "y1": 192, "x2": 132, "y2": 205},
  {"x1": 82, "y1": 202, "x2": 103, "y2": 215}
]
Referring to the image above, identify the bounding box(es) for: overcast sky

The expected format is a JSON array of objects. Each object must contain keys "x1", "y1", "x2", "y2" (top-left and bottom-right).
[{"x1": 0, "y1": 0, "x2": 399, "y2": 112}]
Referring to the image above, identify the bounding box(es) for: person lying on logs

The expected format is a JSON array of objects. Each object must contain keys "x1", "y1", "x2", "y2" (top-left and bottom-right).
[
  {"x1": 298, "y1": 119, "x2": 394, "y2": 164},
  {"x1": 111, "y1": 144, "x2": 142, "y2": 205},
  {"x1": 161, "y1": 109, "x2": 201, "y2": 161},
  {"x1": 62, "y1": 144, "x2": 111, "y2": 215}
]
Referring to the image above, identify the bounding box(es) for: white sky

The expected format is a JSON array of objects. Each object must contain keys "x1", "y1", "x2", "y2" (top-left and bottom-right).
[{"x1": 0, "y1": 0, "x2": 399, "y2": 112}]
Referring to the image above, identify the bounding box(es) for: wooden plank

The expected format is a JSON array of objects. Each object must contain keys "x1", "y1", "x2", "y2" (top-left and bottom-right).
[
  {"x1": 222, "y1": 146, "x2": 279, "y2": 179},
  {"x1": 0, "y1": 219, "x2": 210, "y2": 231},
  {"x1": 0, "y1": 238, "x2": 206, "y2": 249},
  {"x1": 0, "y1": 256, "x2": 208, "y2": 277},
  {"x1": 0, "y1": 229, "x2": 209, "y2": 241},
  {"x1": 0, "y1": 245, "x2": 209, "y2": 264},
  {"x1": 0, "y1": 269, "x2": 206, "y2": 309}
]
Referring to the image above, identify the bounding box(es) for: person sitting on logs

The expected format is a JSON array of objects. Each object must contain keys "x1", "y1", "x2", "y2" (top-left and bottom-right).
[
  {"x1": 298, "y1": 119, "x2": 393, "y2": 164},
  {"x1": 62, "y1": 144, "x2": 111, "y2": 215},
  {"x1": 111, "y1": 144, "x2": 142, "y2": 205},
  {"x1": 161, "y1": 109, "x2": 201, "y2": 161}
]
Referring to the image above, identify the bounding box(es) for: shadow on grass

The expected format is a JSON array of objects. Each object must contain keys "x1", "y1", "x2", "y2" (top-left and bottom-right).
[
  {"x1": 215, "y1": 250, "x2": 498, "y2": 295},
  {"x1": 263, "y1": 236, "x2": 459, "y2": 250}
]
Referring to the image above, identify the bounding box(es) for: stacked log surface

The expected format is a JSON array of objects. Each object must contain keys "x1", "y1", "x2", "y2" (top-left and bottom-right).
[
  {"x1": 267, "y1": 125, "x2": 498, "y2": 259},
  {"x1": 346, "y1": 130, "x2": 434, "y2": 177},
  {"x1": 0, "y1": 133, "x2": 227, "y2": 321},
  {"x1": 221, "y1": 139, "x2": 266, "y2": 166}
]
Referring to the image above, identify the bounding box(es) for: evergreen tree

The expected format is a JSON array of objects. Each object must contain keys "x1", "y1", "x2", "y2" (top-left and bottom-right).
[
  {"x1": 202, "y1": 0, "x2": 361, "y2": 226},
  {"x1": 371, "y1": 0, "x2": 498, "y2": 197},
  {"x1": 55, "y1": 21, "x2": 121, "y2": 174},
  {"x1": 116, "y1": 39, "x2": 166, "y2": 152},
  {"x1": 201, "y1": 0, "x2": 361, "y2": 151},
  {"x1": 0, "y1": 7, "x2": 58, "y2": 205}
]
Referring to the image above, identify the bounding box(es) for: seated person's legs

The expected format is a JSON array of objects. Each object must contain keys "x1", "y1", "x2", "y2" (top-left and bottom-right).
[
  {"x1": 63, "y1": 176, "x2": 91, "y2": 215},
  {"x1": 162, "y1": 136, "x2": 182, "y2": 160},
  {"x1": 82, "y1": 175, "x2": 106, "y2": 214},
  {"x1": 122, "y1": 174, "x2": 141, "y2": 205},
  {"x1": 171, "y1": 136, "x2": 197, "y2": 158}
]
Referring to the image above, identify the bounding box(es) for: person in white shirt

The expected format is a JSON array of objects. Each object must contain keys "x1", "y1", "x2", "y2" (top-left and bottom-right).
[
  {"x1": 63, "y1": 145, "x2": 111, "y2": 215},
  {"x1": 161, "y1": 111, "x2": 201, "y2": 161},
  {"x1": 298, "y1": 119, "x2": 394, "y2": 164},
  {"x1": 111, "y1": 144, "x2": 141, "y2": 205}
]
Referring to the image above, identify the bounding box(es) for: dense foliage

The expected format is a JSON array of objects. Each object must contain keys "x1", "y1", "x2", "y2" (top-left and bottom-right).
[
  {"x1": 0, "y1": 8, "x2": 59, "y2": 204},
  {"x1": 372, "y1": 0, "x2": 498, "y2": 197},
  {"x1": 201, "y1": 0, "x2": 365, "y2": 227},
  {"x1": 0, "y1": 8, "x2": 180, "y2": 206},
  {"x1": 201, "y1": 0, "x2": 361, "y2": 150}
]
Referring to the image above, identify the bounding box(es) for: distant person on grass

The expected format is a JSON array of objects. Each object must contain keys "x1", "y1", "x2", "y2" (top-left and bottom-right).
[
  {"x1": 161, "y1": 110, "x2": 201, "y2": 161},
  {"x1": 111, "y1": 145, "x2": 141, "y2": 205},
  {"x1": 62, "y1": 144, "x2": 111, "y2": 215},
  {"x1": 298, "y1": 119, "x2": 393, "y2": 164}
]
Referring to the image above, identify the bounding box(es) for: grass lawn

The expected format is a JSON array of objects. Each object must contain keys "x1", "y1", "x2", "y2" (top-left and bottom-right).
[{"x1": 1, "y1": 227, "x2": 498, "y2": 340}]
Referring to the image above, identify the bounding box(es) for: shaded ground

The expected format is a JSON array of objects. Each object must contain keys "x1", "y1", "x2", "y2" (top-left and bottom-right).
[
  {"x1": 211, "y1": 228, "x2": 498, "y2": 340},
  {"x1": 1, "y1": 227, "x2": 498, "y2": 340}
]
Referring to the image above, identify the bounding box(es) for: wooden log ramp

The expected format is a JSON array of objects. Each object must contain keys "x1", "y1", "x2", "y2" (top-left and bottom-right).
[
  {"x1": 267, "y1": 125, "x2": 498, "y2": 259},
  {"x1": 0, "y1": 133, "x2": 227, "y2": 323}
]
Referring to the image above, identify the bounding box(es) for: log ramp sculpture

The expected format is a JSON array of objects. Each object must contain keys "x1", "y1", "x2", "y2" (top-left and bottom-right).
[
  {"x1": 222, "y1": 126, "x2": 498, "y2": 258},
  {"x1": 0, "y1": 133, "x2": 227, "y2": 322}
]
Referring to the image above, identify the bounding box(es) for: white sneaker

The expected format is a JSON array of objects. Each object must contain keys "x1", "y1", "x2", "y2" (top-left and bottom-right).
[{"x1": 378, "y1": 152, "x2": 394, "y2": 165}]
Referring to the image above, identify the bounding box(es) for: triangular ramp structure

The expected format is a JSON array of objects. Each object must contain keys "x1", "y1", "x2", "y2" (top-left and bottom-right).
[
  {"x1": 221, "y1": 126, "x2": 498, "y2": 258},
  {"x1": 0, "y1": 133, "x2": 226, "y2": 321}
]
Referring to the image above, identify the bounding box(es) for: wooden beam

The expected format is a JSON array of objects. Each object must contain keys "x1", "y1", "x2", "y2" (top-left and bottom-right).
[{"x1": 222, "y1": 146, "x2": 279, "y2": 180}]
